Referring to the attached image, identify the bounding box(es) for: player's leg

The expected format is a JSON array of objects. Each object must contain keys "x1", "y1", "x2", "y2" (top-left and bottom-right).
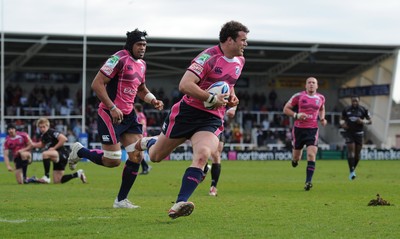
[
  {"x1": 41, "y1": 149, "x2": 60, "y2": 183},
  {"x1": 303, "y1": 128, "x2": 319, "y2": 191},
  {"x1": 134, "y1": 133, "x2": 184, "y2": 162},
  {"x1": 344, "y1": 132, "x2": 357, "y2": 179},
  {"x1": 304, "y1": 145, "x2": 317, "y2": 190},
  {"x1": 14, "y1": 168, "x2": 24, "y2": 184},
  {"x1": 19, "y1": 152, "x2": 31, "y2": 183},
  {"x1": 354, "y1": 144, "x2": 362, "y2": 168},
  {"x1": 20, "y1": 151, "x2": 32, "y2": 164},
  {"x1": 113, "y1": 133, "x2": 143, "y2": 209},
  {"x1": 347, "y1": 140, "x2": 357, "y2": 180},
  {"x1": 292, "y1": 148, "x2": 303, "y2": 167},
  {"x1": 60, "y1": 169, "x2": 87, "y2": 183},
  {"x1": 70, "y1": 142, "x2": 122, "y2": 168},
  {"x1": 53, "y1": 170, "x2": 64, "y2": 184},
  {"x1": 58, "y1": 150, "x2": 87, "y2": 184},
  {"x1": 13, "y1": 157, "x2": 25, "y2": 184},
  {"x1": 132, "y1": 102, "x2": 191, "y2": 163},
  {"x1": 353, "y1": 135, "x2": 364, "y2": 170},
  {"x1": 291, "y1": 127, "x2": 301, "y2": 167},
  {"x1": 169, "y1": 131, "x2": 218, "y2": 219},
  {"x1": 69, "y1": 110, "x2": 122, "y2": 169},
  {"x1": 209, "y1": 141, "x2": 223, "y2": 196},
  {"x1": 140, "y1": 156, "x2": 151, "y2": 175}
]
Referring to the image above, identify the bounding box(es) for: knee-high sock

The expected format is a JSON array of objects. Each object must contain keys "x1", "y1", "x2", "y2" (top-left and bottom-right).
[
  {"x1": 306, "y1": 161, "x2": 315, "y2": 183},
  {"x1": 61, "y1": 172, "x2": 78, "y2": 184},
  {"x1": 347, "y1": 157, "x2": 355, "y2": 172},
  {"x1": 211, "y1": 163, "x2": 221, "y2": 187},
  {"x1": 117, "y1": 160, "x2": 140, "y2": 201},
  {"x1": 78, "y1": 148, "x2": 104, "y2": 166},
  {"x1": 176, "y1": 167, "x2": 203, "y2": 202},
  {"x1": 354, "y1": 156, "x2": 360, "y2": 169},
  {"x1": 22, "y1": 165, "x2": 28, "y2": 180},
  {"x1": 141, "y1": 159, "x2": 149, "y2": 171},
  {"x1": 43, "y1": 158, "x2": 51, "y2": 178},
  {"x1": 21, "y1": 159, "x2": 29, "y2": 180}
]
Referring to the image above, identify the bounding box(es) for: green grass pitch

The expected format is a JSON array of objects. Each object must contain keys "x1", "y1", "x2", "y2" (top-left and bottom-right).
[{"x1": 1, "y1": 160, "x2": 399, "y2": 239}]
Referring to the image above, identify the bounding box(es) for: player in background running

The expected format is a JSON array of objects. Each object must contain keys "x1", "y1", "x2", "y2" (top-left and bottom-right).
[
  {"x1": 340, "y1": 95, "x2": 371, "y2": 180},
  {"x1": 283, "y1": 77, "x2": 327, "y2": 191}
]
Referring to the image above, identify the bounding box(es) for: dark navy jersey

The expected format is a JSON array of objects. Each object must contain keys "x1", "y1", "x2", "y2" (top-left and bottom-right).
[
  {"x1": 40, "y1": 128, "x2": 67, "y2": 151},
  {"x1": 341, "y1": 105, "x2": 371, "y2": 132}
]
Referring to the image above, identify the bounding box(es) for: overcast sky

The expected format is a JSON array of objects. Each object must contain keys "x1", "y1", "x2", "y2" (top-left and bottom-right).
[{"x1": 1, "y1": 0, "x2": 400, "y2": 101}]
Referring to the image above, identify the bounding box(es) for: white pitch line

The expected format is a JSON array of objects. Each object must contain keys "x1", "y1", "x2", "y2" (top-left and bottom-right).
[
  {"x1": 0, "y1": 216, "x2": 111, "y2": 223},
  {"x1": 0, "y1": 218, "x2": 27, "y2": 223}
]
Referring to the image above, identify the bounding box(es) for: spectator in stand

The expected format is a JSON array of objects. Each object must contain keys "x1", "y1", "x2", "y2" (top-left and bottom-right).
[
  {"x1": 88, "y1": 117, "x2": 99, "y2": 142},
  {"x1": 284, "y1": 128, "x2": 293, "y2": 150},
  {"x1": 259, "y1": 93, "x2": 266, "y2": 107},
  {"x1": 72, "y1": 120, "x2": 83, "y2": 139},
  {"x1": 66, "y1": 129, "x2": 77, "y2": 143},
  {"x1": 3, "y1": 124, "x2": 33, "y2": 184},
  {"x1": 55, "y1": 119, "x2": 66, "y2": 134},
  {"x1": 262, "y1": 117, "x2": 270, "y2": 130},
  {"x1": 340, "y1": 95, "x2": 372, "y2": 180},
  {"x1": 268, "y1": 89, "x2": 277, "y2": 109},
  {"x1": 242, "y1": 91, "x2": 250, "y2": 108},
  {"x1": 252, "y1": 92, "x2": 260, "y2": 107}
]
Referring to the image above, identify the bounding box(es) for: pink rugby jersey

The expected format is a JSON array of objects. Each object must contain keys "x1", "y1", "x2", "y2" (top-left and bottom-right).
[
  {"x1": 288, "y1": 91, "x2": 325, "y2": 128},
  {"x1": 183, "y1": 45, "x2": 245, "y2": 119},
  {"x1": 99, "y1": 49, "x2": 146, "y2": 115},
  {"x1": 4, "y1": 131, "x2": 31, "y2": 157}
]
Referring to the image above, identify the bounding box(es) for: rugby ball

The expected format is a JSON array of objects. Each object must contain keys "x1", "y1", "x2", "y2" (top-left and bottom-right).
[{"x1": 203, "y1": 81, "x2": 230, "y2": 109}]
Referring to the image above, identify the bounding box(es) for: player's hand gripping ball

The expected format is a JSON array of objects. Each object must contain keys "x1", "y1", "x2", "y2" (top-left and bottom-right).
[{"x1": 203, "y1": 81, "x2": 230, "y2": 109}]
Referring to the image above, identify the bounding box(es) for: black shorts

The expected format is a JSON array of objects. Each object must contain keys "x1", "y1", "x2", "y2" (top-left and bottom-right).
[
  {"x1": 97, "y1": 108, "x2": 142, "y2": 145},
  {"x1": 53, "y1": 148, "x2": 69, "y2": 171},
  {"x1": 14, "y1": 156, "x2": 24, "y2": 169},
  {"x1": 343, "y1": 130, "x2": 364, "y2": 145},
  {"x1": 162, "y1": 101, "x2": 223, "y2": 139},
  {"x1": 292, "y1": 127, "x2": 319, "y2": 150}
]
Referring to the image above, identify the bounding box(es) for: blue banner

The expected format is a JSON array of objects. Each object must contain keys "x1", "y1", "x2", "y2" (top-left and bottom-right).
[{"x1": 338, "y1": 84, "x2": 390, "y2": 98}]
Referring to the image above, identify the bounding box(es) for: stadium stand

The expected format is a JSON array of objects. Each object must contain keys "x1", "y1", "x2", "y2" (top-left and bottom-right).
[{"x1": 1, "y1": 32, "x2": 400, "y2": 150}]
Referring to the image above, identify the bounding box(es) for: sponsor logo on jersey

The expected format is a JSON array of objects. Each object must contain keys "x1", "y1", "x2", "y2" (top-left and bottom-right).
[
  {"x1": 101, "y1": 55, "x2": 120, "y2": 75},
  {"x1": 214, "y1": 67, "x2": 222, "y2": 74},
  {"x1": 195, "y1": 53, "x2": 211, "y2": 65},
  {"x1": 123, "y1": 87, "x2": 136, "y2": 95},
  {"x1": 102, "y1": 135, "x2": 110, "y2": 142},
  {"x1": 188, "y1": 62, "x2": 204, "y2": 75},
  {"x1": 235, "y1": 66, "x2": 241, "y2": 75}
]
